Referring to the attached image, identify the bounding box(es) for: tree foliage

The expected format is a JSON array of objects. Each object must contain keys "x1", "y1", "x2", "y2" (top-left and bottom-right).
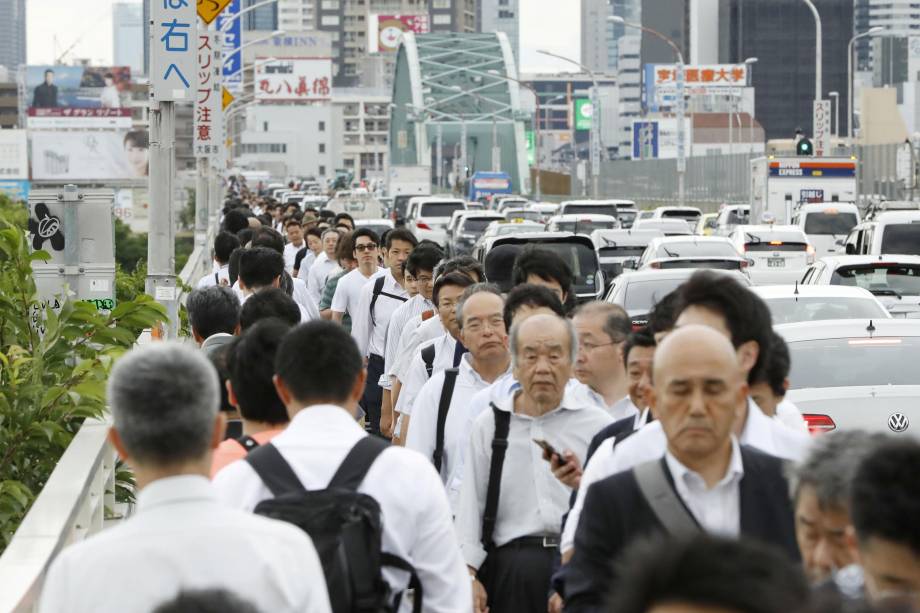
[{"x1": 0, "y1": 217, "x2": 166, "y2": 553}]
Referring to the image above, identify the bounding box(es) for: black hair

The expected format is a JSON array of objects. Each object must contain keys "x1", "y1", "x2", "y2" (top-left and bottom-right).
[
  {"x1": 285, "y1": 217, "x2": 302, "y2": 229},
  {"x1": 406, "y1": 244, "x2": 443, "y2": 276},
  {"x1": 238, "y1": 247, "x2": 284, "y2": 290},
  {"x1": 647, "y1": 289, "x2": 681, "y2": 336},
  {"x1": 187, "y1": 286, "x2": 240, "y2": 339},
  {"x1": 207, "y1": 343, "x2": 235, "y2": 413},
  {"x1": 852, "y1": 439, "x2": 920, "y2": 557},
  {"x1": 123, "y1": 130, "x2": 148, "y2": 149},
  {"x1": 752, "y1": 331, "x2": 790, "y2": 397},
  {"x1": 250, "y1": 227, "x2": 285, "y2": 254},
  {"x1": 502, "y1": 283, "x2": 565, "y2": 330},
  {"x1": 239, "y1": 288, "x2": 300, "y2": 331},
  {"x1": 293, "y1": 247, "x2": 310, "y2": 273},
  {"x1": 608, "y1": 534, "x2": 810, "y2": 613},
  {"x1": 222, "y1": 209, "x2": 250, "y2": 235},
  {"x1": 275, "y1": 320, "x2": 363, "y2": 405},
  {"x1": 236, "y1": 227, "x2": 254, "y2": 247},
  {"x1": 623, "y1": 327, "x2": 656, "y2": 363},
  {"x1": 511, "y1": 247, "x2": 576, "y2": 313},
  {"x1": 385, "y1": 227, "x2": 418, "y2": 249},
  {"x1": 153, "y1": 589, "x2": 260, "y2": 613},
  {"x1": 435, "y1": 255, "x2": 485, "y2": 283},
  {"x1": 675, "y1": 270, "x2": 773, "y2": 385},
  {"x1": 44, "y1": 68, "x2": 54, "y2": 76},
  {"x1": 334, "y1": 223, "x2": 352, "y2": 232},
  {"x1": 334, "y1": 212, "x2": 355, "y2": 226},
  {"x1": 305, "y1": 226, "x2": 323, "y2": 240},
  {"x1": 351, "y1": 227, "x2": 380, "y2": 248},
  {"x1": 336, "y1": 232, "x2": 356, "y2": 263},
  {"x1": 433, "y1": 271, "x2": 476, "y2": 306},
  {"x1": 228, "y1": 247, "x2": 243, "y2": 286},
  {"x1": 227, "y1": 319, "x2": 291, "y2": 425},
  {"x1": 214, "y1": 231, "x2": 241, "y2": 265}
]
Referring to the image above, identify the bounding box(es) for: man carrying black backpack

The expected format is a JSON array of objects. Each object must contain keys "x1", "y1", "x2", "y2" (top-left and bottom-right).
[{"x1": 214, "y1": 321, "x2": 471, "y2": 613}]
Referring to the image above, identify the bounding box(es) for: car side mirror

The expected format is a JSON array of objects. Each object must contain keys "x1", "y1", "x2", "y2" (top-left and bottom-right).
[
  {"x1": 622, "y1": 258, "x2": 638, "y2": 270},
  {"x1": 835, "y1": 238, "x2": 846, "y2": 246},
  {"x1": 845, "y1": 243, "x2": 857, "y2": 255}
]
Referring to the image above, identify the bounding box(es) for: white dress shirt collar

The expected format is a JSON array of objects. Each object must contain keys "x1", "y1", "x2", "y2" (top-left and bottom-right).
[
  {"x1": 740, "y1": 398, "x2": 775, "y2": 451},
  {"x1": 135, "y1": 475, "x2": 215, "y2": 514},
  {"x1": 459, "y1": 353, "x2": 512, "y2": 388},
  {"x1": 287, "y1": 403, "x2": 362, "y2": 436},
  {"x1": 664, "y1": 437, "x2": 744, "y2": 492},
  {"x1": 495, "y1": 387, "x2": 589, "y2": 417}
]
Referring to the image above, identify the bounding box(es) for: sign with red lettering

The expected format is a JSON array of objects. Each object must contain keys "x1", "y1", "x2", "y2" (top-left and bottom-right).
[{"x1": 254, "y1": 57, "x2": 333, "y2": 101}]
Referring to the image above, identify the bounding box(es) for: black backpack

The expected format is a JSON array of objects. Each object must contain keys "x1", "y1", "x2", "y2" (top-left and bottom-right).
[{"x1": 245, "y1": 436, "x2": 422, "y2": 613}]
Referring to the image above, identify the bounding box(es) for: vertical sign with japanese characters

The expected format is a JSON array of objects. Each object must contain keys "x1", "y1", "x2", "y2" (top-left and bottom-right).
[
  {"x1": 195, "y1": 31, "x2": 223, "y2": 159},
  {"x1": 151, "y1": 0, "x2": 197, "y2": 101},
  {"x1": 217, "y1": 0, "x2": 242, "y2": 93},
  {"x1": 813, "y1": 100, "x2": 831, "y2": 157}
]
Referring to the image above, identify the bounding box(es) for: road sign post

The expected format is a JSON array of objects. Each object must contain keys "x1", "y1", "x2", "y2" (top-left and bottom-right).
[{"x1": 813, "y1": 99, "x2": 831, "y2": 157}]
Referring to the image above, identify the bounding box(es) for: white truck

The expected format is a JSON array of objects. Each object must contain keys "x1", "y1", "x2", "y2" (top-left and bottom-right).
[
  {"x1": 750, "y1": 156, "x2": 857, "y2": 225},
  {"x1": 388, "y1": 165, "x2": 432, "y2": 225}
]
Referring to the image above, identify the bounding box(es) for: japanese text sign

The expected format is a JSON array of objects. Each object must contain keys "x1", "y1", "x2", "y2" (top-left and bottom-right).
[
  {"x1": 195, "y1": 32, "x2": 223, "y2": 159},
  {"x1": 652, "y1": 64, "x2": 747, "y2": 87},
  {"x1": 151, "y1": 0, "x2": 197, "y2": 102},
  {"x1": 217, "y1": 0, "x2": 242, "y2": 93},
  {"x1": 255, "y1": 58, "x2": 333, "y2": 101}
]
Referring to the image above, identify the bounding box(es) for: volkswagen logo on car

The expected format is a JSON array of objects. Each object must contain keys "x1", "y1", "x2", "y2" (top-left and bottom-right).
[{"x1": 888, "y1": 412, "x2": 910, "y2": 433}]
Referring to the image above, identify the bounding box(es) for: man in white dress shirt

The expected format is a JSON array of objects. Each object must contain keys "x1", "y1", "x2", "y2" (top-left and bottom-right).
[
  {"x1": 455, "y1": 314, "x2": 612, "y2": 613},
  {"x1": 303, "y1": 229, "x2": 341, "y2": 301},
  {"x1": 405, "y1": 284, "x2": 512, "y2": 511},
  {"x1": 351, "y1": 228, "x2": 416, "y2": 435},
  {"x1": 213, "y1": 321, "x2": 472, "y2": 613},
  {"x1": 196, "y1": 231, "x2": 240, "y2": 289},
  {"x1": 39, "y1": 343, "x2": 331, "y2": 613},
  {"x1": 331, "y1": 228, "x2": 385, "y2": 325},
  {"x1": 282, "y1": 218, "x2": 306, "y2": 272},
  {"x1": 238, "y1": 247, "x2": 318, "y2": 323}
]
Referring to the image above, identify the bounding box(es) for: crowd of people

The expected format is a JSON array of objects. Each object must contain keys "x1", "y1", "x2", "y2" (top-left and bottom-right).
[{"x1": 36, "y1": 190, "x2": 920, "y2": 613}]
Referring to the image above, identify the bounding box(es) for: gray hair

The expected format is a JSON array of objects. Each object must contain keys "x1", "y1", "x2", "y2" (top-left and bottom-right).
[
  {"x1": 455, "y1": 282, "x2": 503, "y2": 330},
  {"x1": 509, "y1": 313, "x2": 578, "y2": 368},
  {"x1": 574, "y1": 301, "x2": 632, "y2": 344},
  {"x1": 787, "y1": 430, "x2": 890, "y2": 511},
  {"x1": 108, "y1": 342, "x2": 220, "y2": 466}
]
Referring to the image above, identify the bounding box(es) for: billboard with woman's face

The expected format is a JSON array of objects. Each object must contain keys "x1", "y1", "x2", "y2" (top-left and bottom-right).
[
  {"x1": 26, "y1": 65, "x2": 132, "y2": 110},
  {"x1": 31, "y1": 130, "x2": 149, "y2": 180}
]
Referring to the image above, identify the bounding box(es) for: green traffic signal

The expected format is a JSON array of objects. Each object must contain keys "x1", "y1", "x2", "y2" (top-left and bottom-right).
[{"x1": 796, "y1": 138, "x2": 814, "y2": 156}]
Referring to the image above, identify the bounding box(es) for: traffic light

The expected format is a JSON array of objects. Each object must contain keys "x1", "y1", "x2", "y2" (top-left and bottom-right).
[{"x1": 797, "y1": 137, "x2": 814, "y2": 156}]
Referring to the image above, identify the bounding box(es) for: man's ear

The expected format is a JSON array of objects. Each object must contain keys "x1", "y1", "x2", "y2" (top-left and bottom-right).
[
  {"x1": 210, "y1": 412, "x2": 227, "y2": 450},
  {"x1": 272, "y1": 275, "x2": 281, "y2": 288},
  {"x1": 226, "y1": 380, "x2": 240, "y2": 409},
  {"x1": 108, "y1": 427, "x2": 130, "y2": 461}
]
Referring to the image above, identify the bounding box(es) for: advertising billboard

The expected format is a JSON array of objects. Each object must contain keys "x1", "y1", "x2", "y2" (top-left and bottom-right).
[
  {"x1": 255, "y1": 58, "x2": 332, "y2": 101},
  {"x1": 644, "y1": 63, "x2": 748, "y2": 112},
  {"x1": 26, "y1": 65, "x2": 132, "y2": 110},
  {"x1": 367, "y1": 14, "x2": 430, "y2": 53},
  {"x1": 241, "y1": 30, "x2": 333, "y2": 63},
  {"x1": 27, "y1": 108, "x2": 132, "y2": 129},
  {"x1": 31, "y1": 131, "x2": 149, "y2": 180},
  {"x1": 575, "y1": 98, "x2": 593, "y2": 131}
]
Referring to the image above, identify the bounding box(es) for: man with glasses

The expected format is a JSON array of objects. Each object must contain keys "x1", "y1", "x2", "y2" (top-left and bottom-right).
[{"x1": 330, "y1": 228, "x2": 384, "y2": 326}]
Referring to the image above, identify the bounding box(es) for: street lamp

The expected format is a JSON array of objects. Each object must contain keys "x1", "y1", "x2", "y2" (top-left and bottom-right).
[
  {"x1": 219, "y1": 0, "x2": 279, "y2": 32},
  {"x1": 800, "y1": 0, "x2": 822, "y2": 102},
  {"x1": 742, "y1": 57, "x2": 758, "y2": 155},
  {"x1": 486, "y1": 69, "x2": 543, "y2": 200},
  {"x1": 609, "y1": 15, "x2": 686, "y2": 207},
  {"x1": 848, "y1": 26, "x2": 885, "y2": 143},
  {"x1": 223, "y1": 30, "x2": 285, "y2": 63},
  {"x1": 537, "y1": 49, "x2": 604, "y2": 198},
  {"x1": 828, "y1": 91, "x2": 839, "y2": 139}
]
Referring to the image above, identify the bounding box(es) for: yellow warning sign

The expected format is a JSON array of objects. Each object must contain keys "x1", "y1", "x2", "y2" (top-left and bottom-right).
[
  {"x1": 197, "y1": 0, "x2": 233, "y2": 25},
  {"x1": 222, "y1": 87, "x2": 234, "y2": 111}
]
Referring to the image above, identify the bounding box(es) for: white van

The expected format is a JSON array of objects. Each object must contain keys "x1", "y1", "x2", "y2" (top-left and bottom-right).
[
  {"x1": 843, "y1": 211, "x2": 920, "y2": 257},
  {"x1": 792, "y1": 202, "x2": 861, "y2": 256}
]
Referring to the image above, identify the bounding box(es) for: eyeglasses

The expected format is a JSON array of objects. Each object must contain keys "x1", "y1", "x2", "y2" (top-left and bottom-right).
[
  {"x1": 354, "y1": 243, "x2": 378, "y2": 252},
  {"x1": 415, "y1": 275, "x2": 434, "y2": 285},
  {"x1": 578, "y1": 340, "x2": 619, "y2": 353}
]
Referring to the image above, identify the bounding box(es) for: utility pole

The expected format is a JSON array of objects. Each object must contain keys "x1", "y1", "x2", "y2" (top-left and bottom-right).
[{"x1": 436, "y1": 123, "x2": 443, "y2": 189}]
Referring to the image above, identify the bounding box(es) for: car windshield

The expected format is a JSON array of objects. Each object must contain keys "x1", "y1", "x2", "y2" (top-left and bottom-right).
[
  {"x1": 555, "y1": 220, "x2": 617, "y2": 233},
  {"x1": 421, "y1": 202, "x2": 464, "y2": 217},
  {"x1": 662, "y1": 210, "x2": 701, "y2": 221},
  {"x1": 394, "y1": 195, "x2": 413, "y2": 216},
  {"x1": 618, "y1": 210, "x2": 637, "y2": 227},
  {"x1": 656, "y1": 241, "x2": 739, "y2": 258},
  {"x1": 598, "y1": 246, "x2": 646, "y2": 258},
  {"x1": 461, "y1": 218, "x2": 501, "y2": 233},
  {"x1": 495, "y1": 224, "x2": 541, "y2": 235},
  {"x1": 623, "y1": 278, "x2": 687, "y2": 310},
  {"x1": 565, "y1": 205, "x2": 618, "y2": 217},
  {"x1": 765, "y1": 297, "x2": 888, "y2": 325},
  {"x1": 831, "y1": 264, "x2": 920, "y2": 297},
  {"x1": 881, "y1": 224, "x2": 920, "y2": 255},
  {"x1": 787, "y1": 337, "x2": 920, "y2": 388},
  {"x1": 803, "y1": 212, "x2": 858, "y2": 235},
  {"x1": 725, "y1": 210, "x2": 750, "y2": 225}
]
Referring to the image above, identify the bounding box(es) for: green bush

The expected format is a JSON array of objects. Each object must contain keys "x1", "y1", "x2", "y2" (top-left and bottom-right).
[{"x1": 0, "y1": 218, "x2": 166, "y2": 553}]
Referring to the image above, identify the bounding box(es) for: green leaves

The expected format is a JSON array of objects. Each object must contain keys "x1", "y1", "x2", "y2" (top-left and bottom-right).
[{"x1": 0, "y1": 203, "x2": 170, "y2": 553}]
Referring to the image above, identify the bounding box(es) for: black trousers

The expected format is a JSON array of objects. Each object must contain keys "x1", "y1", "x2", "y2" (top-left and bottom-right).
[
  {"x1": 361, "y1": 353, "x2": 385, "y2": 435},
  {"x1": 479, "y1": 537, "x2": 556, "y2": 613}
]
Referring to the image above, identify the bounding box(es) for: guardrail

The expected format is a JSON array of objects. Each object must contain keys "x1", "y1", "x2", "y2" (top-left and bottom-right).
[{"x1": 0, "y1": 226, "x2": 217, "y2": 612}]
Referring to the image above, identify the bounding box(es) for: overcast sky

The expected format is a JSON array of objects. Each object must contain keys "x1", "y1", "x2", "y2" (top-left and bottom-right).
[{"x1": 27, "y1": 0, "x2": 582, "y2": 73}]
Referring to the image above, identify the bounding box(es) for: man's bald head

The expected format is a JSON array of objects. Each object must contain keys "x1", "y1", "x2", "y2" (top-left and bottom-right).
[{"x1": 653, "y1": 324, "x2": 740, "y2": 385}]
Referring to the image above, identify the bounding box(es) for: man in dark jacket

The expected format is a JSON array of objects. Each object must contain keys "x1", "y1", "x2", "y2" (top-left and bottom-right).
[
  {"x1": 561, "y1": 325, "x2": 798, "y2": 613},
  {"x1": 32, "y1": 69, "x2": 59, "y2": 108}
]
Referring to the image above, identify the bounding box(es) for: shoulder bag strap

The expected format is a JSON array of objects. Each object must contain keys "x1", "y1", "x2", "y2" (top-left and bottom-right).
[
  {"x1": 421, "y1": 344, "x2": 436, "y2": 378},
  {"x1": 481, "y1": 403, "x2": 511, "y2": 551},
  {"x1": 382, "y1": 553, "x2": 423, "y2": 613},
  {"x1": 633, "y1": 459, "x2": 702, "y2": 538},
  {"x1": 244, "y1": 442, "x2": 306, "y2": 498},
  {"x1": 432, "y1": 368, "x2": 459, "y2": 473},
  {"x1": 369, "y1": 275, "x2": 386, "y2": 326},
  {"x1": 328, "y1": 435, "x2": 390, "y2": 490}
]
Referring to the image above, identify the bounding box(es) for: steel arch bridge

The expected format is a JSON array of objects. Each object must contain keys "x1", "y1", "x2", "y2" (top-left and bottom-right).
[{"x1": 389, "y1": 32, "x2": 530, "y2": 195}]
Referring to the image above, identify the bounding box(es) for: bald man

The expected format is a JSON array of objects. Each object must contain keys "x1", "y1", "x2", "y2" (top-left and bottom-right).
[
  {"x1": 455, "y1": 314, "x2": 612, "y2": 613},
  {"x1": 560, "y1": 326, "x2": 799, "y2": 613}
]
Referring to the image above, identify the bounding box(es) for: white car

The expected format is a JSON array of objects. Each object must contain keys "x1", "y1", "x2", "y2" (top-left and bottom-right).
[
  {"x1": 353, "y1": 218, "x2": 394, "y2": 239},
  {"x1": 843, "y1": 210, "x2": 920, "y2": 256},
  {"x1": 529, "y1": 202, "x2": 560, "y2": 222},
  {"x1": 714, "y1": 204, "x2": 750, "y2": 236},
  {"x1": 558, "y1": 199, "x2": 621, "y2": 218},
  {"x1": 591, "y1": 229, "x2": 664, "y2": 280},
  {"x1": 405, "y1": 197, "x2": 466, "y2": 247},
  {"x1": 801, "y1": 255, "x2": 920, "y2": 318},
  {"x1": 728, "y1": 225, "x2": 814, "y2": 285},
  {"x1": 778, "y1": 318, "x2": 920, "y2": 434},
  {"x1": 502, "y1": 208, "x2": 543, "y2": 223},
  {"x1": 546, "y1": 214, "x2": 620, "y2": 234},
  {"x1": 751, "y1": 285, "x2": 891, "y2": 325},
  {"x1": 635, "y1": 235, "x2": 748, "y2": 273},
  {"x1": 650, "y1": 206, "x2": 703, "y2": 225},
  {"x1": 631, "y1": 218, "x2": 694, "y2": 236},
  {"x1": 791, "y1": 202, "x2": 861, "y2": 256}
]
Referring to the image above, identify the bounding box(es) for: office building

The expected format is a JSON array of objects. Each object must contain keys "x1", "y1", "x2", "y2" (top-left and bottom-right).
[
  {"x1": 0, "y1": 0, "x2": 26, "y2": 72},
  {"x1": 717, "y1": 0, "x2": 852, "y2": 140},
  {"x1": 279, "y1": 0, "x2": 316, "y2": 31},
  {"x1": 641, "y1": 0, "x2": 689, "y2": 64},
  {"x1": 581, "y1": 0, "x2": 640, "y2": 73},
  {"x1": 480, "y1": 0, "x2": 519, "y2": 66},
  {"x1": 113, "y1": 2, "x2": 144, "y2": 75}
]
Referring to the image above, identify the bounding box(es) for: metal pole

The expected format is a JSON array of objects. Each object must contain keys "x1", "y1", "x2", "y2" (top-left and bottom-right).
[
  {"x1": 802, "y1": 0, "x2": 822, "y2": 101},
  {"x1": 591, "y1": 84, "x2": 601, "y2": 198},
  {"x1": 491, "y1": 115, "x2": 499, "y2": 172},
  {"x1": 436, "y1": 123, "x2": 443, "y2": 189},
  {"x1": 833, "y1": 93, "x2": 839, "y2": 138},
  {"x1": 535, "y1": 91, "x2": 542, "y2": 201},
  {"x1": 728, "y1": 93, "x2": 733, "y2": 156},
  {"x1": 146, "y1": 100, "x2": 179, "y2": 338},
  {"x1": 677, "y1": 56, "x2": 686, "y2": 208},
  {"x1": 195, "y1": 157, "x2": 209, "y2": 245},
  {"x1": 460, "y1": 120, "x2": 467, "y2": 195}
]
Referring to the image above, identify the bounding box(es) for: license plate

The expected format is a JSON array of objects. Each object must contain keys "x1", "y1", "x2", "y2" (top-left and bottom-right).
[{"x1": 767, "y1": 258, "x2": 785, "y2": 268}]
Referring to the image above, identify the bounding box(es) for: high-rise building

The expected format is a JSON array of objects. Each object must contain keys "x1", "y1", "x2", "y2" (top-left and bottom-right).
[
  {"x1": 859, "y1": 0, "x2": 920, "y2": 86},
  {"x1": 580, "y1": 0, "x2": 640, "y2": 73},
  {"x1": 316, "y1": 0, "x2": 478, "y2": 88},
  {"x1": 113, "y1": 2, "x2": 144, "y2": 74},
  {"x1": 0, "y1": 0, "x2": 26, "y2": 71},
  {"x1": 640, "y1": 0, "x2": 689, "y2": 65},
  {"x1": 718, "y1": 0, "x2": 852, "y2": 140},
  {"x1": 480, "y1": 0, "x2": 520, "y2": 66},
  {"x1": 243, "y1": 0, "x2": 278, "y2": 31},
  {"x1": 278, "y1": 0, "x2": 316, "y2": 31}
]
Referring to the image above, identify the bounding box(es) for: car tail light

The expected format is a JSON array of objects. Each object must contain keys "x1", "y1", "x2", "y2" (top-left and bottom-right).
[
  {"x1": 803, "y1": 413, "x2": 836, "y2": 435},
  {"x1": 649, "y1": 261, "x2": 660, "y2": 269},
  {"x1": 416, "y1": 221, "x2": 432, "y2": 230},
  {"x1": 806, "y1": 244, "x2": 816, "y2": 264},
  {"x1": 740, "y1": 259, "x2": 750, "y2": 268}
]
